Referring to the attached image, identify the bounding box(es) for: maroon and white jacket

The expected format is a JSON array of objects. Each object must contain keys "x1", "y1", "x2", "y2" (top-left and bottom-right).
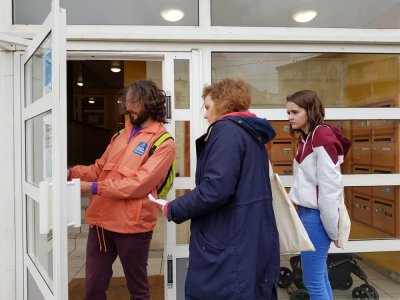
[{"x1": 289, "y1": 125, "x2": 350, "y2": 240}]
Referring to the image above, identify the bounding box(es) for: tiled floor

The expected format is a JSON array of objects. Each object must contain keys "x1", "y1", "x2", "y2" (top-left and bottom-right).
[{"x1": 69, "y1": 234, "x2": 400, "y2": 299}]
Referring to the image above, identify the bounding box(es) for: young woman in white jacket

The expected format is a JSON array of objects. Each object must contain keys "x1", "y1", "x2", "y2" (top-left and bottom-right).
[{"x1": 286, "y1": 90, "x2": 351, "y2": 300}]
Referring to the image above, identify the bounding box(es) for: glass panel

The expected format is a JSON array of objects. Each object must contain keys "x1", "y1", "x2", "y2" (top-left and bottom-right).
[
  {"x1": 26, "y1": 196, "x2": 53, "y2": 291},
  {"x1": 175, "y1": 121, "x2": 191, "y2": 178},
  {"x1": 24, "y1": 34, "x2": 52, "y2": 106},
  {"x1": 174, "y1": 59, "x2": 190, "y2": 109},
  {"x1": 26, "y1": 111, "x2": 52, "y2": 186},
  {"x1": 176, "y1": 257, "x2": 189, "y2": 300},
  {"x1": 346, "y1": 185, "x2": 400, "y2": 240},
  {"x1": 27, "y1": 269, "x2": 46, "y2": 300},
  {"x1": 269, "y1": 120, "x2": 400, "y2": 175},
  {"x1": 212, "y1": 53, "x2": 400, "y2": 108},
  {"x1": 14, "y1": 0, "x2": 199, "y2": 25},
  {"x1": 212, "y1": 0, "x2": 400, "y2": 29},
  {"x1": 175, "y1": 189, "x2": 191, "y2": 244},
  {"x1": 279, "y1": 252, "x2": 400, "y2": 298}
]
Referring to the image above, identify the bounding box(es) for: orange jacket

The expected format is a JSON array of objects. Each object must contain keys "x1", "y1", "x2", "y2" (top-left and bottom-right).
[{"x1": 71, "y1": 120, "x2": 175, "y2": 233}]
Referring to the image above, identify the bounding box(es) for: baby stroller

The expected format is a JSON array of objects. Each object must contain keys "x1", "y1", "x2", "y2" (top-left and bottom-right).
[{"x1": 279, "y1": 253, "x2": 379, "y2": 299}]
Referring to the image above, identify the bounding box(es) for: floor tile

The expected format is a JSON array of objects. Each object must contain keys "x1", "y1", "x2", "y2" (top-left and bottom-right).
[
  {"x1": 112, "y1": 266, "x2": 125, "y2": 277},
  {"x1": 147, "y1": 263, "x2": 161, "y2": 276},
  {"x1": 68, "y1": 248, "x2": 86, "y2": 260},
  {"x1": 68, "y1": 257, "x2": 86, "y2": 268},
  {"x1": 113, "y1": 257, "x2": 122, "y2": 267},
  {"x1": 363, "y1": 267, "x2": 390, "y2": 280},
  {"x1": 75, "y1": 266, "x2": 86, "y2": 278},
  {"x1": 68, "y1": 267, "x2": 82, "y2": 281},
  {"x1": 75, "y1": 236, "x2": 88, "y2": 248},
  {"x1": 371, "y1": 279, "x2": 400, "y2": 294}
]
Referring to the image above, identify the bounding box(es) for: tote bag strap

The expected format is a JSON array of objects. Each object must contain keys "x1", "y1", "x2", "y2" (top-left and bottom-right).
[
  {"x1": 310, "y1": 124, "x2": 324, "y2": 150},
  {"x1": 339, "y1": 190, "x2": 345, "y2": 205}
]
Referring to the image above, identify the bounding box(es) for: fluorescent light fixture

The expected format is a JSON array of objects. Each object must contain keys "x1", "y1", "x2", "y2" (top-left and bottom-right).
[
  {"x1": 110, "y1": 61, "x2": 122, "y2": 73},
  {"x1": 292, "y1": 10, "x2": 317, "y2": 23},
  {"x1": 161, "y1": 9, "x2": 184, "y2": 22},
  {"x1": 77, "y1": 81, "x2": 84, "y2": 87}
]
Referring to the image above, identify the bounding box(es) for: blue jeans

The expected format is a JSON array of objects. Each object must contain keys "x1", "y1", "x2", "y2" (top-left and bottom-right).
[{"x1": 298, "y1": 206, "x2": 333, "y2": 300}]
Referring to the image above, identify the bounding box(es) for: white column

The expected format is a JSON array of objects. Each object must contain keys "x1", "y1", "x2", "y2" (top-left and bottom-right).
[
  {"x1": 0, "y1": 50, "x2": 16, "y2": 300},
  {"x1": 0, "y1": 0, "x2": 12, "y2": 28}
]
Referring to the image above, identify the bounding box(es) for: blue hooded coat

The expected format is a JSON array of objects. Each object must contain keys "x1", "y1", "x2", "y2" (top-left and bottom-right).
[{"x1": 167, "y1": 115, "x2": 280, "y2": 299}]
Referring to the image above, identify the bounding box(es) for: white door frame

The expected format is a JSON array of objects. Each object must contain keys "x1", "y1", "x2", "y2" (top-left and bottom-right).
[
  {"x1": 162, "y1": 51, "x2": 202, "y2": 300},
  {"x1": 65, "y1": 49, "x2": 202, "y2": 299},
  {"x1": 11, "y1": 1, "x2": 68, "y2": 299}
]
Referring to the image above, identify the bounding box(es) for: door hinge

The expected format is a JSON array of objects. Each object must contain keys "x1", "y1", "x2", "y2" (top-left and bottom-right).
[
  {"x1": 167, "y1": 254, "x2": 173, "y2": 289},
  {"x1": 166, "y1": 91, "x2": 172, "y2": 120}
]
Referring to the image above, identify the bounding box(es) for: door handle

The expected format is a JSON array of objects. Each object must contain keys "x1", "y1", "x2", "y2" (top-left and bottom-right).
[
  {"x1": 39, "y1": 179, "x2": 81, "y2": 235},
  {"x1": 67, "y1": 178, "x2": 81, "y2": 228}
]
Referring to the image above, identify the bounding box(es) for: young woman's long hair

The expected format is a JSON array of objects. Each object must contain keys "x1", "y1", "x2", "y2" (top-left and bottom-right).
[{"x1": 286, "y1": 90, "x2": 325, "y2": 136}]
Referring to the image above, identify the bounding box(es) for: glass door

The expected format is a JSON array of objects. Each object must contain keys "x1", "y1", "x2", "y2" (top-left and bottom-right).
[
  {"x1": 163, "y1": 51, "x2": 202, "y2": 300},
  {"x1": 17, "y1": 1, "x2": 69, "y2": 299}
]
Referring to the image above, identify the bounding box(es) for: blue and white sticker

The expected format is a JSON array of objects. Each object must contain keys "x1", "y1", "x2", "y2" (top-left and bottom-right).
[{"x1": 134, "y1": 142, "x2": 148, "y2": 156}]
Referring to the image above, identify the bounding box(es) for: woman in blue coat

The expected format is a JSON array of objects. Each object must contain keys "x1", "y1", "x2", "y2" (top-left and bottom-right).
[{"x1": 164, "y1": 78, "x2": 280, "y2": 299}]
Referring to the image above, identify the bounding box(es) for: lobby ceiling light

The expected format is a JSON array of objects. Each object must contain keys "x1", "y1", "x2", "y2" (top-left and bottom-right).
[
  {"x1": 292, "y1": 10, "x2": 317, "y2": 23},
  {"x1": 161, "y1": 9, "x2": 184, "y2": 22},
  {"x1": 110, "y1": 61, "x2": 122, "y2": 73},
  {"x1": 77, "y1": 81, "x2": 84, "y2": 87}
]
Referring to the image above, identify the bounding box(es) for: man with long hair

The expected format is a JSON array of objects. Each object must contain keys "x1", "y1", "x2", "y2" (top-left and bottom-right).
[{"x1": 69, "y1": 80, "x2": 175, "y2": 300}]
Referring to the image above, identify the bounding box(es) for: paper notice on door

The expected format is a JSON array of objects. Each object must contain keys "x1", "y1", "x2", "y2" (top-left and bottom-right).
[{"x1": 148, "y1": 193, "x2": 167, "y2": 206}]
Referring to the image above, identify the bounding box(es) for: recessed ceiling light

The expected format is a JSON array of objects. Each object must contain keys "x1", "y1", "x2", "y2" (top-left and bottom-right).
[
  {"x1": 110, "y1": 67, "x2": 121, "y2": 73},
  {"x1": 161, "y1": 9, "x2": 184, "y2": 22},
  {"x1": 292, "y1": 10, "x2": 317, "y2": 23},
  {"x1": 110, "y1": 61, "x2": 122, "y2": 73}
]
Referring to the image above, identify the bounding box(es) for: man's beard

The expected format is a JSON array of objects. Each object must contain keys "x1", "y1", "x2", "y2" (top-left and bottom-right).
[{"x1": 129, "y1": 110, "x2": 150, "y2": 127}]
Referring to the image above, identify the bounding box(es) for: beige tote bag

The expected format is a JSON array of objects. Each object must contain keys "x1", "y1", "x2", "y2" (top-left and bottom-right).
[
  {"x1": 269, "y1": 162, "x2": 315, "y2": 254},
  {"x1": 338, "y1": 191, "x2": 351, "y2": 249}
]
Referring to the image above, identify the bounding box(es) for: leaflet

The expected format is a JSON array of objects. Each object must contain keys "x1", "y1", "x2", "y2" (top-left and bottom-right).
[{"x1": 148, "y1": 193, "x2": 167, "y2": 206}]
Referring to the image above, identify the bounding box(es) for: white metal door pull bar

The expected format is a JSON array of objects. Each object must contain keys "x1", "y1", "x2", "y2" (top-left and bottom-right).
[{"x1": 39, "y1": 179, "x2": 81, "y2": 234}]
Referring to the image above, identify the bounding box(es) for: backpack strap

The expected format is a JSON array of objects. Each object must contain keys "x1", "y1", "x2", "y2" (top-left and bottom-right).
[
  {"x1": 148, "y1": 132, "x2": 175, "y2": 197},
  {"x1": 149, "y1": 132, "x2": 173, "y2": 157},
  {"x1": 157, "y1": 163, "x2": 175, "y2": 196},
  {"x1": 111, "y1": 128, "x2": 126, "y2": 142}
]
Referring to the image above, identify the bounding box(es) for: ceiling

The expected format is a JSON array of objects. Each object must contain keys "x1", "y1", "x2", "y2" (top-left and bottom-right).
[
  {"x1": 13, "y1": 0, "x2": 400, "y2": 28},
  {"x1": 70, "y1": 60, "x2": 124, "y2": 89},
  {"x1": 212, "y1": 0, "x2": 400, "y2": 28}
]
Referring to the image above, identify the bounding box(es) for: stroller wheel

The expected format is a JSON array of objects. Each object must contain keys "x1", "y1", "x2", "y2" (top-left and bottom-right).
[
  {"x1": 360, "y1": 284, "x2": 379, "y2": 299},
  {"x1": 289, "y1": 289, "x2": 309, "y2": 300},
  {"x1": 344, "y1": 276, "x2": 353, "y2": 290},
  {"x1": 278, "y1": 267, "x2": 293, "y2": 288},
  {"x1": 352, "y1": 286, "x2": 374, "y2": 299}
]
